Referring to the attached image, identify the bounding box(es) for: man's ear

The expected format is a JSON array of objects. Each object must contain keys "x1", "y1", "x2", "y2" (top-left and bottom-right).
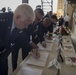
[{"x1": 16, "y1": 15, "x2": 21, "y2": 22}]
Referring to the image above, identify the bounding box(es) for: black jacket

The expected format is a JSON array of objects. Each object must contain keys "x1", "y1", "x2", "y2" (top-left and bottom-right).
[{"x1": 0, "y1": 12, "x2": 32, "y2": 63}]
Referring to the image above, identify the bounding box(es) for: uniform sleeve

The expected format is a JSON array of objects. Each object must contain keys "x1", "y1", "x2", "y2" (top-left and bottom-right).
[
  {"x1": 37, "y1": 23, "x2": 45, "y2": 43},
  {"x1": 48, "y1": 23, "x2": 53, "y2": 36}
]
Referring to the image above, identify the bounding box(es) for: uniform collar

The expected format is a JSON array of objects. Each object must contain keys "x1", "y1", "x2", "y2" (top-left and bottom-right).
[{"x1": 10, "y1": 18, "x2": 15, "y2": 33}]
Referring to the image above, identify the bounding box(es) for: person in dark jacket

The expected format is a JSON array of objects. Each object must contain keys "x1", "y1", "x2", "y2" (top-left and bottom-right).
[
  {"x1": 0, "y1": 3, "x2": 40, "y2": 75},
  {"x1": 58, "y1": 16, "x2": 64, "y2": 26},
  {"x1": 27, "y1": 8, "x2": 47, "y2": 47}
]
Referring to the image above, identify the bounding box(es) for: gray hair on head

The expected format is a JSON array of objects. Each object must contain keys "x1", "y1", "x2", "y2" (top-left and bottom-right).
[
  {"x1": 34, "y1": 8, "x2": 44, "y2": 16},
  {"x1": 14, "y1": 3, "x2": 35, "y2": 22}
]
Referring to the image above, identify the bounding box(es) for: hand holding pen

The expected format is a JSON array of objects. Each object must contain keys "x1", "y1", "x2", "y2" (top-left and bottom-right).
[{"x1": 31, "y1": 49, "x2": 40, "y2": 58}]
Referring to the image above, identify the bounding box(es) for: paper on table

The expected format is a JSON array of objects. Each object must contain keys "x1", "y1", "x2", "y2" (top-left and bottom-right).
[
  {"x1": 47, "y1": 59, "x2": 56, "y2": 68},
  {"x1": 63, "y1": 44, "x2": 74, "y2": 51},
  {"x1": 63, "y1": 39, "x2": 71, "y2": 44},
  {"x1": 26, "y1": 51, "x2": 49, "y2": 67},
  {"x1": 45, "y1": 38, "x2": 54, "y2": 43},
  {"x1": 53, "y1": 34, "x2": 56, "y2": 38},
  {"x1": 63, "y1": 43, "x2": 73, "y2": 46},
  {"x1": 65, "y1": 57, "x2": 72, "y2": 65},
  {"x1": 64, "y1": 56, "x2": 76, "y2": 66},
  {"x1": 37, "y1": 43, "x2": 53, "y2": 51},
  {"x1": 64, "y1": 46, "x2": 73, "y2": 51},
  {"x1": 62, "y1": 36, "x2": 70, "y2": 39},
  {"x1": 63, "y1": 51, "x2": 76, "y2": 57},
  {"x1": 17, "y1": 66, "x2": 43, "y2": 75},
  {"x1": 70, "y1": 57, "x2": 76, "y2": 66},
  {"x1": 54, "y1": 60, "x2": 61, "y2": 69},
  {"x1": 47, "y1": 58, "x2": 61, "y2": 69}
]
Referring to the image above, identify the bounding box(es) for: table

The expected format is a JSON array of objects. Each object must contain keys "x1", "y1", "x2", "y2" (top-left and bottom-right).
[{"x1": 12, "y1": 36, "x2": 76, "y2": 75}]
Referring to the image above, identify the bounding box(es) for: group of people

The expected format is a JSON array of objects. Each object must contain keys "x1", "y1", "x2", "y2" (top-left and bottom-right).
[
  {"x1": 57, "y1": 14, "x2": 70, "y2": 35},
  {"x1": 0, "y1": 3, "x2": 57, "y2": 75},
  {"x1": 58, "y1": 14, "x2": 70, "y2": 27}
]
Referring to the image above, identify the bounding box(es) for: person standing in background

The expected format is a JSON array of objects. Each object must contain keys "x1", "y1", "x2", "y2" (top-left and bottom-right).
[
  {"x1": 64, "y1": 14, "x2": 70, "y2": 27},
  {"x1": 0, "y1": 3, "x2": 40, "y2": 75},
  {"x1": 58, "y1": 15, "x2": 64, "y2": 26}
]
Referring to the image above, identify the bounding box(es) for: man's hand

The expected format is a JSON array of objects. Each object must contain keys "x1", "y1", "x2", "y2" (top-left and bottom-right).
[
  {"x1": 47, "y1": 36, "x2": 52, "y2": 40},
  {"x1": 31, "y1": 49, "x2": 40, "y2": 58},
  {"x1": 31, "y1": 42, "x2": 39, "y2": 49},
  {"x1": 42, "y1": 41, "x2": 47, "y2": 48}
]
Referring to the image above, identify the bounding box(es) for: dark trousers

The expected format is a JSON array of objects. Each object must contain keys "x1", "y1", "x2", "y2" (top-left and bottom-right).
[
  {"x1": 0, "y1": 58, "x2": 8, "y2": 75},
  {"x1": 59, "y1": 22, "x2": 63, "y2": 26},
  {"x1": 65, "y1": 21, "x2": 69, "y2": 27},
  {"x1": 12, "y1": 48, "x2": 19, "y2": 71},
  {"x1": 32, "y1": 37, "x2": 40, "y2": 45},
  {"x1": 12, "y1": 48, "x2": 29, "y2": 71},
  {"x1": 22, "y1": 48, "x2": 29, "y2": 60}
]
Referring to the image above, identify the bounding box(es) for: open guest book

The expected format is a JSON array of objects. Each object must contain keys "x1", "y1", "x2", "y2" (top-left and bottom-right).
[
  {"x1": 65, "y1": 56, "x2": 76, "y2": 66},
  {"x1": 25, "y1": 51, "x2": 49, "y2": 67},
  {"x1": 37, "y1": 42, "x2": 53, "y2": 51}
]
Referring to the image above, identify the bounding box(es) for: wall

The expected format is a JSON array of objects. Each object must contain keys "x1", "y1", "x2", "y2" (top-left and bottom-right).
[
  {"x1": 67, "y1": 4, "x2": 74, "y2": 29},
  {"x1": 67, "y1": 4, "x2": 76, "y2": 36}
]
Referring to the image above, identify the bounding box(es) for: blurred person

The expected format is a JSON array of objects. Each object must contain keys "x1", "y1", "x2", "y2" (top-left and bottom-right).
[
  {"x1": 41, "y1": 15, "x2": 57, "y2": 38},
  {"x1": 44, "y1": 11, "x2": 52, "y2": 19},
  {"x1": 47, "y1": 14, "x2": 58, "y2": 39},
  {"x1": 27, "y1": 8, "x2": 47, "y2": 48},
  {"x1": 60, "y1": 25, "x2": 71, "y2": 35},
  {"x1": 64, "y1": 14, "x2": 70, "y2": 27},
  {"x1": 1, "y1": 7, "x2": 6, "y2": 12},
  {"x1": 28, "y1": 10, "x2": 57, "y2": 48},
  {"x1": 58, "y1": 15, "x2": 64, "y2": 26},
  {"x1": 36, "y1": 5, "x2": 41, "y2": 9}
]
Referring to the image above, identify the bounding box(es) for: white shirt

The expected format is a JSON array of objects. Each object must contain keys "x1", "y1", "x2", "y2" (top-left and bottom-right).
[{"x1": 64, "y1": 15, "x2": 70, "y2": 21}]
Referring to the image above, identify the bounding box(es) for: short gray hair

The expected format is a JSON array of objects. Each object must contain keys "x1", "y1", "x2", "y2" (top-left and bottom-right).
[
  {"x1": 14, "y1": 3, "x2": 35, "y2": 22},
  {"x1": 34, "y1": 8, "x2": 44, "y2": 16}
]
